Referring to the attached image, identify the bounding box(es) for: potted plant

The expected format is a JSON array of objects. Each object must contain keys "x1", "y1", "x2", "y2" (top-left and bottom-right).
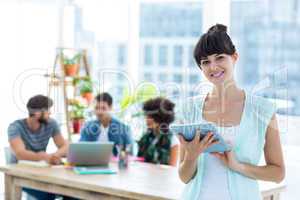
[
  {"x1": 79, "y1": 77, "x2": 93, "y2": 103},
  {"x1": 69, "y1": 99, "x2": 86, "y2": 134},
  {"x1": 63, "y1": 53, "x2": 81, "y2": 76},
  {"x1": 118, "y1": 83, "x2": 159, "y2": 140}
]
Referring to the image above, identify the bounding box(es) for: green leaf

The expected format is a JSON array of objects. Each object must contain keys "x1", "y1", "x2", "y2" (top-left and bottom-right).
[
  {"x1": 63, "y1": 52, "x2": 81, "y2": 65},
  {"x1": 135, "y1": 83, "x2": 158, "y2": 103},
  {"x1": 79, "y1": 78, "x2": 93, "y2": 94},
  {"x1": 120, "y1": 95, "x2": 133, "y2": 111},
  {"x1": 118, "y1": 83, "x2": 158, "y2": 118}
]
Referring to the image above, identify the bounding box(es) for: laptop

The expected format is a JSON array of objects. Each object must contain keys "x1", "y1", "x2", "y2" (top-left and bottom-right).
[{"x1": 67, "y1": 142, "x2": 114, "y2": 166}]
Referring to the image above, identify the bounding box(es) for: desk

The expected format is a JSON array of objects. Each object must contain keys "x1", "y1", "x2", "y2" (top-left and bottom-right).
[{"x1": 0, "y1": 162, "x2": 286, "y2": 200}]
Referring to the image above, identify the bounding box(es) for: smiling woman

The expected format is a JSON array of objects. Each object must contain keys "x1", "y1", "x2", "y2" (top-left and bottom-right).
[
  {"x1": 178, "y1": 24, "x2": 285, "y2": 200},
  {"x1": 194, "y1": 24, "x2": 237, "y2": 85}
]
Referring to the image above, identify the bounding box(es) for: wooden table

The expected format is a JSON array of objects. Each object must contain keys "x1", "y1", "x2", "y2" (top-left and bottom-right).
[{"x1": 0, "y1": 162, "x2": 286, "y2": 200}]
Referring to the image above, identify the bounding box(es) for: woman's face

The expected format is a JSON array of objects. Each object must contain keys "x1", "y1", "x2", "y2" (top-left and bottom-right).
[
  {"x1": 200, "y1": 53, "x2": 238, "y2": 85},
  {"x1": 145, "y1": 116, "x2": 160, "y2": 130}
]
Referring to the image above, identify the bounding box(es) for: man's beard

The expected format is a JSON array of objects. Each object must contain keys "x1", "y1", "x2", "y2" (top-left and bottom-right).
[
  {"x1": 38, "y1": 117, "x2": 48, "y2": 125},
  {"x1": 98, "y1": 113, "x2": 108, "y2": 120}
]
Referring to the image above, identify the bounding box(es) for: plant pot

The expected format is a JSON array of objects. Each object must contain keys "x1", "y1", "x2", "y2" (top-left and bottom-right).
[
  {"x1": 81, "y1": 92, "x2": 93, "y2": 103},
  {"x1": 72, "y1": 118, "x2": 84, "y2": 134},
  {"x1": 64, "y1": 64, "x2": 79, "y2": 76}
]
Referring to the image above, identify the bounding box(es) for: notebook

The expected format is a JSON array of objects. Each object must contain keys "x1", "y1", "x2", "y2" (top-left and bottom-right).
[
  {"x1": 18, "y1": 160, "x2": 50, "y2": 167},
  {"x1": 73, "y1": 167, "x2": 117, "y2": 175}
]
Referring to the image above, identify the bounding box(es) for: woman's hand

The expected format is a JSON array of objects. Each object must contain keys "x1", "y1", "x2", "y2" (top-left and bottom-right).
[
  {"x1": 178, "y1": 131, "x2": 219, "y2": 184},
  {"x1": 179, "y1": 131, "x2": 218, "y2": 161},
  {"x1": 211, "y1": 151, "x2": 243, "y2": 172}
]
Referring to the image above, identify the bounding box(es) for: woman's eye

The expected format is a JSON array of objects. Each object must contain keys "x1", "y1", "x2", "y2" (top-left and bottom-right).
[
  {"x1": 216, "y1": 56, "x2": 224, "y2": 60},
  {"x1": 202, "y1": 60, "x2": 209, "y2": 65}
]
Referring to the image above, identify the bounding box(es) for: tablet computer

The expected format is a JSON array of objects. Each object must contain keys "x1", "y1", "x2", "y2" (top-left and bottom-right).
[{"x1": 170, "y1": 123, "x2": 231, "y2": 153}]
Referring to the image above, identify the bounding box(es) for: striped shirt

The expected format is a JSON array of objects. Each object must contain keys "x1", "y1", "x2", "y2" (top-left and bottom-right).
[{"x1": 7, "y1": 118, "x2": 60, "y2": 152}]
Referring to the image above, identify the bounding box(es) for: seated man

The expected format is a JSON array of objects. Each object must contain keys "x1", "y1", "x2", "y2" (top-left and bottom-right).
[
  {"x1": 7, "y1": 95, "x2": 74, "y2": 200},
  {"x1": 80, "y1": 92, "x2": 132, "y2": 156}
]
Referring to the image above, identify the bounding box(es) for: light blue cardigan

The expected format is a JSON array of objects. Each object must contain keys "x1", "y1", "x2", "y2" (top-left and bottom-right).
[{"x1": 179, "y1": 92, "x2": 276, "y2": 200}]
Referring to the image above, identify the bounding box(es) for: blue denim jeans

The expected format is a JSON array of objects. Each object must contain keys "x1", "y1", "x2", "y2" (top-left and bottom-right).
[
  {"x1": 23, "y1": 188, "x2": 79, "y2": 200},
  {"x1": 23, "y1": 188, "x2": 56, "y2": 200}
]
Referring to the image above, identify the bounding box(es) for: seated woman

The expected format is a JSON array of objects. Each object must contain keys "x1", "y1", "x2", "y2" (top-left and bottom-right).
[{"x1": 137, "y1": 97, "x2": 179, "y2": 166}]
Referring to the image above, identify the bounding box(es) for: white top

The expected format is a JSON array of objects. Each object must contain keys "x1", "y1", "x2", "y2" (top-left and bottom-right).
[
  {"x1": 171, "y1": 134, "x2": 179, "y2": 147},
  {"x1": 198, "y1": 125, "x2": 239, "y2": 200},
  {"x1": 97, "y1": 124, "x2": 109, "y2": 142}
]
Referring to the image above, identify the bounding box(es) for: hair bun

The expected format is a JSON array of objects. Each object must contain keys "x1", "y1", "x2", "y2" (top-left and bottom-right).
[{"x1": 208, "y1": 24, "x2": 227, "y2": 34}]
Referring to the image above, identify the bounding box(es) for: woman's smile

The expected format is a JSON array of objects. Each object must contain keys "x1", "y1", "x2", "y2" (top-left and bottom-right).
[{"x1": 210, "y1": 70, "x2": 225, "y2": 78}]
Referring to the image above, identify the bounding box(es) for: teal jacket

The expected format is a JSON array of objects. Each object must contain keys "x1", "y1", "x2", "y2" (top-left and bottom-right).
[{"x1": 178, "y1": 92, "x2": 276, "y2": 200}]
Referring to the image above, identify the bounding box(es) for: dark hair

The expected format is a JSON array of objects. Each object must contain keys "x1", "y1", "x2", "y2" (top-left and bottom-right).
[
  {"x1": 27, "y1": 95, "x2": 53, "y2": 116},
  {"x1": 96, "y1": 92, "x2": 113, "y2": 106},
  {"x1": 194, "y1": 24, "x2": 236, "y2": 68},
  {"x1": 143, "y1": 97, "x2": 175, "y2": 133}
]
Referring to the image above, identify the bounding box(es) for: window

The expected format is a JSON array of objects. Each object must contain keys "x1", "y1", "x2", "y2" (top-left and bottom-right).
[
  {"x1": 173, "y1": 74, "x2": 182, "y2": 83},
  {"x1": 189, "y1": 91, "x2": 194, "y2": 97},
  {"x1": 144, "y1": 45, "x2": 153, "y2": 66},
  {"x1": 231, "y1": 0, "x2": 298, "y2": 116},
  {"x1": 158, "y1": 73, "x2": 168, "y2": 82},
  {"x1": 173, "y1": 45, "x2": 183, "y2": 67},
  {"x1": 118, "y1": 44, "x2": 127, "y2": 66},
  {"x1": 158, "y1": 45, "x2": 168, "y2": 66},
  {"x1": 188, "y1": 45, "x2": 196, "y2": 67},
  {"x1": 0, "y1": 0, "x2": 60, "y2": 164},
  {"x1": 172, "y1": 90, "x2": 180, "y2": 97},
  {"x1": 140, "y1": 2, "x2": 202, "y2": 38},
  {"x1": 139, "y1": 1, "x2": 203, "y2": 98},
  {"x1": 70, "y1": 0, "x2": 130, "y2": 106},
  {"x1": 144, "y1": 73, "x2": 153, "y2": 81},
  {"x1": 189, "y1": 74, "x2": 199, "y2": 84}
]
